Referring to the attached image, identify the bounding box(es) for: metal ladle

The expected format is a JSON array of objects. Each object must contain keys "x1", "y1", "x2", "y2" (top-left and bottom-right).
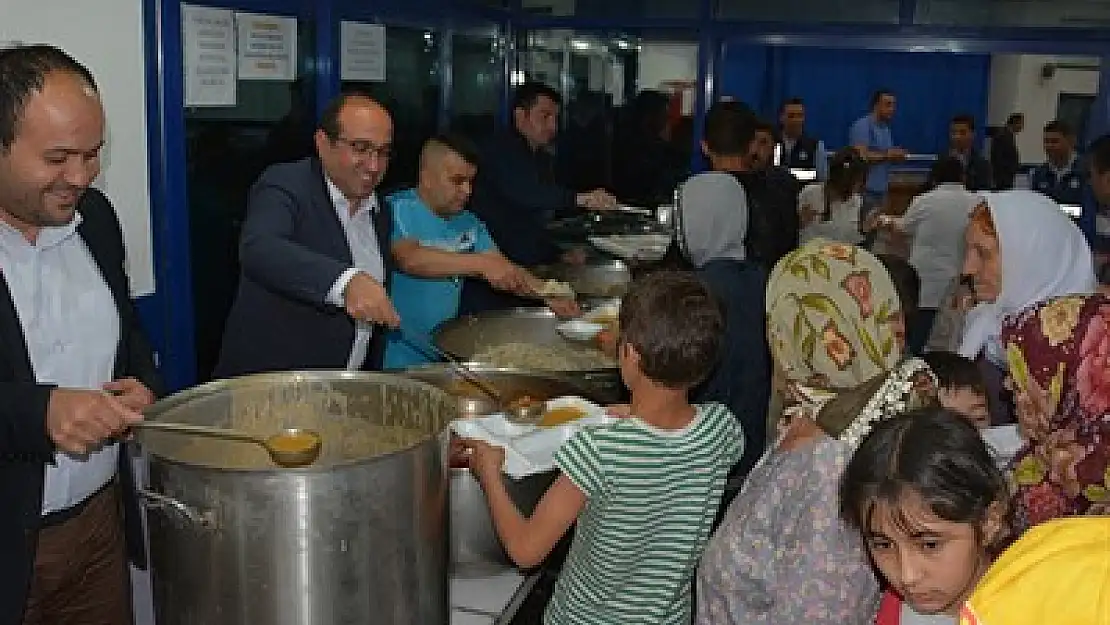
[
  {"x1": 398, "y1": 329, "x2": 545, "y2": 422},
  {"x1": 131, "y1": 422, "x2": 323, "y2": 467}
]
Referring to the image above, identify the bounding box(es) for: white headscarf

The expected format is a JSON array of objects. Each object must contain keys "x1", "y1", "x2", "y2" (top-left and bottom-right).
[
  {"x1": 676, "y1": 171, "x2": 748, "y2": 268},
  {"x1": 958, "y1": 190, "x2": 1096, "y2": 362}
]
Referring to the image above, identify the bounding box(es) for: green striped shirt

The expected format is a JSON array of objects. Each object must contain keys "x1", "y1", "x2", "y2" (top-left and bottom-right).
[{"x1": 545, "y1": 403, "x2": 743, "y2": 625}]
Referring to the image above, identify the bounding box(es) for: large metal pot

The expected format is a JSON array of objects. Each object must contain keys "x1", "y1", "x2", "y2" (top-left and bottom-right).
[
  {"x1": 433, "y1": 308, "x2": 624, "y2": 403},
  {"x1": 136, "y1": 371, "x2": 458, "y2": 625},
  {"x1": 395, "y1": 364, "x2": 598, "y2": 574},
  {"x1": 534, "y1": 259, "x2": 631, "y2": 303}
]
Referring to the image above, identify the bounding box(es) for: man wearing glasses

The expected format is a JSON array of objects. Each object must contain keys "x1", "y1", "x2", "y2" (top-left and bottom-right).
[{"x1": 215, "y1": 93, "x2": 401, "y2": 378}]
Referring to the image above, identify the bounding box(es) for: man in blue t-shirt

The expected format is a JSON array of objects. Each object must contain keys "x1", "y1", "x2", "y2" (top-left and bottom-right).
[
  {"x1": 383, "y1": 133, "x2": 579, "y2": 369},
  {"x1": 850, "y1": 89, "x2": 908, "y2": 234}
]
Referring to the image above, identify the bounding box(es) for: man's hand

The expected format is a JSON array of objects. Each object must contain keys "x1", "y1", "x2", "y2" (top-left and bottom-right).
[
  {"x1": 545, "y1": 297, "x2": 581, "y2": 319},
  {"x1": 102, "y1": 378, "x2": 156, "y2": 411},
  {"x1": 344, "y1": 272, "x2": 401, "y2": 328},
  {"x1": 480, "y1": 255, "x2": 532, "y2": 293},
  {"x1": 46, "y1": 389, "x2": 143, "y2": 455},
  {"x1": 576, "y1": 189, "x2": 618, "y2": 211},
  {"x1": 456, "y1": 437, "x2": 506, "y2": 485}
]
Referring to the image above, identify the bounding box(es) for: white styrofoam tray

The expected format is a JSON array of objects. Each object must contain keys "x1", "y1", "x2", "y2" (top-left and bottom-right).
[
  {"x1": 449, "y1": 396, "x2": 613, "y2": 479},
  {"x1": 588, "y1": 234, "x2": 671, "y2": 262}
]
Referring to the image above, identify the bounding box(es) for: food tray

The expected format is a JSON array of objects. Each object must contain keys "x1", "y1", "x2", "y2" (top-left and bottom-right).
[{"x1": 588, "y1": 234, "x2": 671, "y2": 262}]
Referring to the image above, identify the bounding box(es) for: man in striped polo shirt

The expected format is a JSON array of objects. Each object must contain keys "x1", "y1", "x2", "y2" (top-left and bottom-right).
[{"x1": 461, "y1": 271, "x2": 744, "y2": 624}]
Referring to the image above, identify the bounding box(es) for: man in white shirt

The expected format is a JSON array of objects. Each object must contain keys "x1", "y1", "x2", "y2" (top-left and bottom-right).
[
  {"x1": 876, "y1": 156, "x2": 981, "y2": 354},
  {"x1": 215, "y1": 94, "x2": 402, "y2": 377},
  {"x1": 0, "y1": 44, "x2": 160, "y2": 625}
]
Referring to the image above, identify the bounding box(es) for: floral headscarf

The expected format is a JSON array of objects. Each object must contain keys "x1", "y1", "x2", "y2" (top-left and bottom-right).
[
  {"x1": 959, "y1": 516, "x2": 1110, "y2": 625},
  {"x1": 1002, "y1": 294, "x2": 1110, "y2": 528},
  {"x1": 766, "y1": 238, "x2": 903, "y2": 391}
]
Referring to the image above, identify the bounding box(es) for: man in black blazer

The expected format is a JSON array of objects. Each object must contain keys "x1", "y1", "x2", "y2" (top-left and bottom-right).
[
  {"x1": 0, "y1": 45, "x2": 162, "y2": 625},
  {"x1": 928, "y1": 114, "x2": 993, "y2": 192},
  {"x1": 215, "y1": 94, "x2": 401, "y2": 378}
]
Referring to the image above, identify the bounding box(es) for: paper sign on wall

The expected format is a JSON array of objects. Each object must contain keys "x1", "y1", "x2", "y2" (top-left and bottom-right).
[
  {"x1": 236, "y1": 11, "x2": 297, "y2": 81},
  {"x1": 181, "y1": 4, "x2": 236, "y2": 107},
  {"x1": 340, "y1": 21, "x2": 386, "y2": 82}
]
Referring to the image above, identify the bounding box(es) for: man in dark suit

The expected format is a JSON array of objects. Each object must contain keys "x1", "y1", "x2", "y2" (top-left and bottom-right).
[
  {"x1": 928, "y1": 114, "x2": 993, "y2": 191},
  {"x1": 0, "y1": 45, "x2": 161, "y2": 625},
  {"x1": 215, "y1": 94, "x2": 401, "y2": 378},
  {"x1": 990, "y1": 112, "x2": 1023, "y2": 190},
  {"x1": 776, "y1": 97, "x2": 827, "y2": 180}
]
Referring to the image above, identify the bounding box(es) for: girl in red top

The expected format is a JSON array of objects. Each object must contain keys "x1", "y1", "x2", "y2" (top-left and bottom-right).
[{"x1": 840, "y1": 408, "x2": 1010, "y2": 625}]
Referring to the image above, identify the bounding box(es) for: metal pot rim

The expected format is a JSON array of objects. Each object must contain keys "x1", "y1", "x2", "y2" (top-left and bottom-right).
[{"x1": 139, "y1": 370, "x2": 456, "y2": 473}]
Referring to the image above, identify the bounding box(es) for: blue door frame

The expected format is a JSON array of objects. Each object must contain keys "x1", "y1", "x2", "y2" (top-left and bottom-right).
[{"x1": 143, "y1": 0, "x2": 1110, "y2": 392}]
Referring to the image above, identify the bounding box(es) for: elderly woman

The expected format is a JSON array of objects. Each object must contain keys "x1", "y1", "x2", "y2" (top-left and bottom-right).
[
  {"x1": 696, "y1": 240, "x2": 938, "y2": 625},
  {"x1": 1001, "y1": 293, "x2": 1110, "y2": 530}
]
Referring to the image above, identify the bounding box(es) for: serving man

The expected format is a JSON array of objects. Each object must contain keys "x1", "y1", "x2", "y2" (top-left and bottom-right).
[
  {"x1": 215, "y1": 93, "x2": 401, "y2": 377},
  {"x1": 0, "y1": 44, "x2": 161, "y2": 624},
  {"x1": 1030, "y1": 120, "x2": 1087, "y2": 208},
  {"x1": 461, "y1": 82, "x2": 617, "y2": 314},
  {"x1": 777, "y1": 97, "x2": 827, "y2": 180},
  {"x1": 383, "y1": 134, "x2": 577, "y2": 369},
  {"x1": 850, "y1": 89, "x2": 908, "y2": 224},
  {"x1": 931, "y1": 114, "x2": 992, "y2": 191}
]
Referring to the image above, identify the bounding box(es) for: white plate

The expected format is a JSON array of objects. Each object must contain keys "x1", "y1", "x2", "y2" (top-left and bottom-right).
[{"x1": 557, "y1": 320, "x2": 604, "y2": 341}]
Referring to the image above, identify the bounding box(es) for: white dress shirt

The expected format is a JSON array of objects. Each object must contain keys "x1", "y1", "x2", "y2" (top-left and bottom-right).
[
  {"x1": 892, "y1": 183, "x2": 981, "y2": 309},
  {"x1": 322, "y1": 177, "x2": 386, "y2": 370},
  {"x1": 0, "y1": 215, "x2": 121, "y2": 514}
]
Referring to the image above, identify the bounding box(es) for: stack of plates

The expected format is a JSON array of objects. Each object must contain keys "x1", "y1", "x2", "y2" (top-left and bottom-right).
[{"x1": 588, "y1": 234, "x2": 671, "y2": 262}]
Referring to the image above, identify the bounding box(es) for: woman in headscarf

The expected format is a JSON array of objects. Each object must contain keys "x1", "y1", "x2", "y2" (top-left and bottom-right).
[
  {"x1": 958, "y1": 190, "x2": 1095, "y2": 363},
  {"x1": 954, "y1": 190, "x2": 1095, "y2": 424},
  {"x1": 1000, "y1": 293, "x2": 1110, "y2": 530},
  {"x1": 696, "y1": 239, "x2": 938, "y2": 625},
  {"x1": 676, "y1": 171, "x2": 772, "y2": 483}
]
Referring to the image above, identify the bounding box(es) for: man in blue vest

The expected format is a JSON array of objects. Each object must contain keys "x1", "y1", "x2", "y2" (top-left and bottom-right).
[
  {"x1": 1031, "y1": 120, "x2": 1087, "y2": 207},
  {"x1": 776, "y1": 97, "x2": 827, "y2": 181}
]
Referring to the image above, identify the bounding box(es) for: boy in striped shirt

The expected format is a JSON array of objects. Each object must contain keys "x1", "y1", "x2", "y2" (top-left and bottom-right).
[{"x1": 460, "y1": 271, "x2": 744, "y2": 624}]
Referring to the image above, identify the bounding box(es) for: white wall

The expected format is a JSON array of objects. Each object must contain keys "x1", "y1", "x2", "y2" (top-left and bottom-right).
[
  {"x1": 637, "y1": 42, "x2": 698, "y2": 93},
  {"x1": 987, "y1": 53, "x2": 1101, "y2": 164},
  {"x1": 0, "y1": 0, "x2": 155, "y2": 296}
]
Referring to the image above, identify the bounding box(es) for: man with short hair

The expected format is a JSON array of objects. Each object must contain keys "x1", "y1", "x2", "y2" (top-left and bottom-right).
[
  {"x1": 461, "y1": 81, "x2": 617, "y2": 314},
  {"x1": 990, "y1": 112, "x2": 1023, "y2": 190},
  {"x1": 383, "y1": 134, "x2": 577, "y2": 368},
  {"x1": 1031, "y1": 120, "x2": 1086, "y2": 207},
  {"x1": 932, "y1": 114, "x2": 992, "y2": 191},
  {"x1": 215, "y1": 93, "x2": 401, "y2": 378},
  {"x1": 0, "y1": 44, "x2": 162, "y2": 625},
  {"x1": 1087, "y1": 133, "x2": 1110, "y2": 283},
  {"x1": 777, "y1": 97, "x2": 827, "y2": 180},
  {"x1": 850, "y1": 89, "x2": 908, "y2": 227}
]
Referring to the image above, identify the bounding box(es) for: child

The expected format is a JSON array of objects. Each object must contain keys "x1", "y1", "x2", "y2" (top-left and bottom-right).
[
  {"x1": 461, "y1": 271, "x2": 743, "y2": 625},
  {"x1": 840, "y1": 408, "x2": 1009, "y2": 625},
  {"x1": 921, "y1": 351, "x2": 990, "y2": 429}
]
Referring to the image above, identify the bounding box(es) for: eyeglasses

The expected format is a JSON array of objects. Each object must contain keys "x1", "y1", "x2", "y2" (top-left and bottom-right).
[{"x1": 333, "y1": 136, "x2": 392, "y2": 160}]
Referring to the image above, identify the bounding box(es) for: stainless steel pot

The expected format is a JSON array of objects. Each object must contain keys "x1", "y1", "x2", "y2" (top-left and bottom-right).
[
  {"x1": 136, "y1": 371, "x2": 458, "y2": 625},
  {"x1": 433, "y1": 308, "x2": 624, "y2": 403},
  {"x1": 395, "y1": 364, "x2": 601, "y2": 574},
  {"x1": 533, "y1": 259, "x2": 631, "y2": 301}
]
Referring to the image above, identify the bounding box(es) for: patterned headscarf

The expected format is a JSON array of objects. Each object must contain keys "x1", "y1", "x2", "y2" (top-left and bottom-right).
[
  {"x1": 1001, "y1": 293, "x2": 1110, "y2": 528},
  {"x1": 959, "y1": 516, "x2": 1110, "y2": 625},
  {"x1": 766, "y1": 238, "x2": 903, "y2": 391}
]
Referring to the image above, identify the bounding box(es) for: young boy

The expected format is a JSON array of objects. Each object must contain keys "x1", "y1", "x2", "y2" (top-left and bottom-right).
[
  {"x1": 921, "y1": 350, "x2": 990, "y2": 428},
  {"x1": 460, "y1": 271, "x2": 743, "y2": 624}
]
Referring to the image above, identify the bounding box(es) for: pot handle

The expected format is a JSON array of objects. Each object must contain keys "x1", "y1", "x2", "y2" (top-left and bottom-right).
[{"x1": 138, "y1": 488, "x2": 214, "y2": 528}]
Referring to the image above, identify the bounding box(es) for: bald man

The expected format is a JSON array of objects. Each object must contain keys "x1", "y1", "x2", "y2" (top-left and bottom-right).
[
  {"x1": 382, "y1": 133, "x2": 578, "y2": 369},
  {"x1": 215, "y1": 93, "x2": 402, "y2": 377},
  {"x1": 0, "y1": 45, "x2": 162, "y2": 624}
]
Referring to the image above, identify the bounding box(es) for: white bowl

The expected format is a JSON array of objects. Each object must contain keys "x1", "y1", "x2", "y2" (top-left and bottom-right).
[{"x1": 556, "y1": 320, "x2": 604, "y2": 342}]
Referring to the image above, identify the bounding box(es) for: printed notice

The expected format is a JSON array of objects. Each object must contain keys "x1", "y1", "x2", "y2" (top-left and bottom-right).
[
  {"x1": 340, "y1": 21, "x2": 386, "y2": 82},
  {"x1": 236, "y1": 12, "x2": 297, "y2": 81},
  {"x1": 182, "y1": 4, "x2": 236, "y2": 107}
]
